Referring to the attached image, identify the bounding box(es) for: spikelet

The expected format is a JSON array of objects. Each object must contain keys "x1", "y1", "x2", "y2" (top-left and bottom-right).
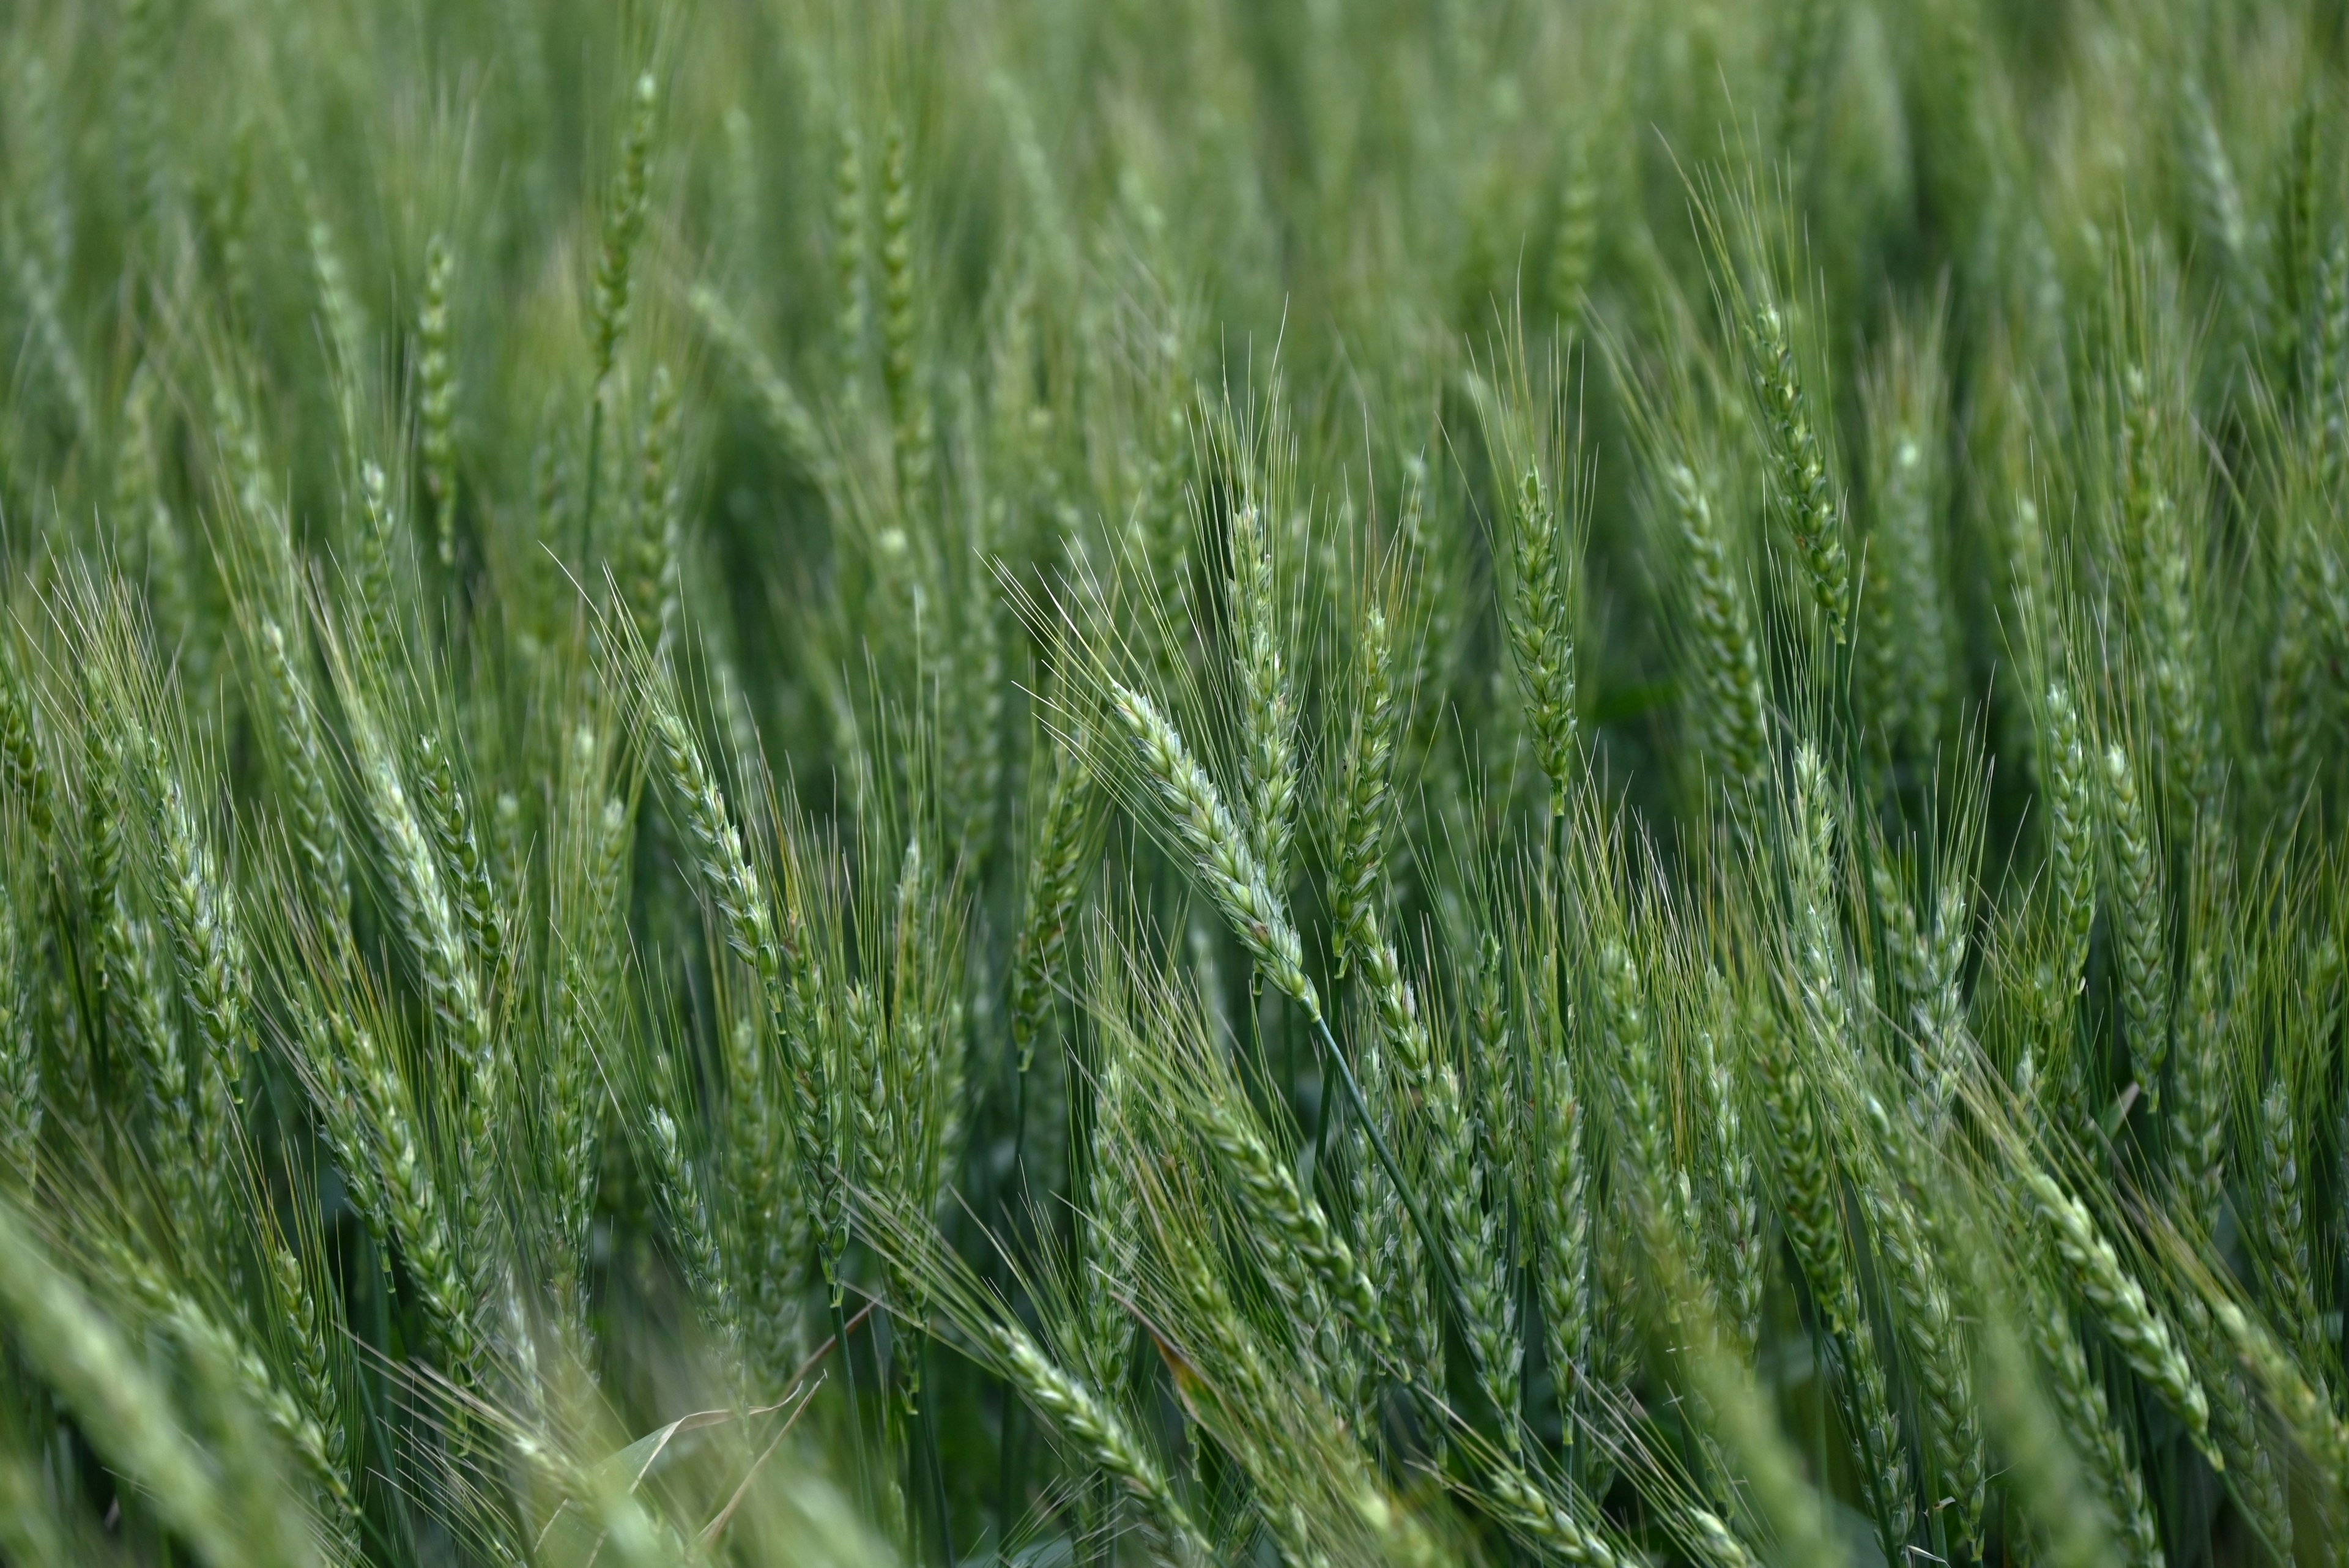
[
  {"x1": 139, "y1": 724, "x2": 243, "y2": 1232},
  {"x1": 1226, "y1": 501, "x2": 1298, "y2": 891},
  {"x1": 638, "y1": 665, "x2": 844, "y2": 1295},
  {"x1": 2104, "y1": 744, "x2": 2169, "y2": 1103},
  {"x1": 0, "y1": 645, "x2": 53, "y2": 847},
  {"x1": 262, "y1": 1236, "x2": 354, "y2": 1525},
  {"x1": 325, "y1": 999, "x2": 477, "y2": 1375},
  {"x1": 1664, "y1": 461, "x2": 1768, "y2": 800},
  {"x1": 144, "y1": 727, "x2": 250, "y2": 1077},
  {"x1": 2165, "y1": 942, "x2": 2225, "y2": 1239},
  {"x1": 1858, "y1": 1099, "x2": 1984, "y2": 1551},
  {"x1": 1586, "y1": 1214, "x2": 1643, "y2": 1501},
  {"x1": 349, "y1": 459, "x2": 407, "y2": 669},
  {"x1": 2317, "y1": 228, "x2": 2349, "y2": 489},
  {"x1": 1332, "y1": 604, "x2": 1398, "y2": 972},
  {"x1": 1682, "y1": 1506, "x2": 1761, "y2": 1568},
  {"x1": 878, "y1": 116, "x2": 933, "y2": 497},
  {"x1": 1010, "y1": 723, "x2": 1093, "y2": 1069},
  {"x1": 591, "y1": 73, "x2": 659, "y2": 387},
  {"x1": 2042, "y1": 685, "x2": 2097, "y2": 1020},
  {"x1": 880, "y1": 118, "x2": 916, "y2": 412},
  {"x1": 843, "y1": 978, "x2": 893, "y2": 1208},
  {"x1": 1757, "y1": 769, "x2": 1916, "y2": 1552},
  {"x1": 1858, "y1": 328, "x2": 1950, "y2": 761},
  {"x1": 2255, "y1": 1079, "x2": 2325, "y2": 1382},
  {"x1": 2208, "y1": 1297, "x2": 2349, "y2": 1498},
  {"x1": 1748, "y1": 992, "x2": 1841, "y2": 1318},
  {"x1": 1076, "y1": 1043, "x2": 1138, "y2": 1400},
  {"x1": 0, "y1": 1202, "x2": 247, "y2": 1568},
  {"x1": 82, "y1": 711, "x2": 189, "y2": 1214},
  {"x1": 2026, "y1": 1167, "x2": 2214, "y2": 1460},
  {"x1": 1425, "y1": 1025, "x2": 1518, "y2": 1443},
  {"x1": 2178, "y1": 1294, "x2": 2291, "y2": 1555},
  {"x1": 338, "y1": 688, "x2": 505, "y2": 1350},
  {"x1": 2020, "y1": 1265, "x2": 2166, "y2": 1568},
  {"x1": 9, "y1": 215, "x2": 91, "y2": 442},
  {"x1": 1549, "y1": 131, "x2": 1597, "y2": 336},
  {"x1": 418, "y1": 235, "x2": 459, "y2": 567},
  {"x1": 2269, "y1": 95, "x2": 2321, "y2": 384},
  {"x1": 1482, "y1": 1455, "x2": 1625, "y2": 1568},
  {"x1": 1746, "y1": 305, "x2": 1849, "y2": 639},
  {"x1": 256, "y1": 619, "x2": 349, "y2": 921},
  {"x1": 299, "y1": 183, "x2": 368, "y2": 465},
  {"x1": 1187, "y1": 1058, "x2": 1381, "y2": 1359},
  {"x1": 735, "y1": 1017, "x2": 809, "y2": 1386},
  {"x1": 1789, "y1": 745, "x2": 1850, "y2": 1052},
  {"x1": 688, "y1": 285, "x2": 831, "y2": 486},
  {"x1": 1110, "y1": 681, "x2": 1315, "y2": 1016},
  {"x1": 987, "y1": 1313, "x2": 1203, "y2": 1562},
  {"x1": 1913, "y1": 879, "x2": 1973, "y2": 1117},
  {"x1": 399, "y1": 730, "x2": 496, "y2": 1055},
  {"x1": 1595, "y1": 937, "x2": 1669, "y2": 1206},
  {"x1": 1504, "y1": 466, "x2": 1578, "y2": 804},
  {"x1": 2260, "y1": 519, "x2": 2333, "y2": 810},
  {"x1": 546, "y1": 756, "x2": 624, "y2": 1307},
  {"x1": 1773, "y1": 0, "x2": 1837, "y2": 160},
  {"x1": 1144, "y1": 1189, "x2": 1324, "y2": 1561},
  {"x1": 648, "y1": 1105, "x2": 742, "y2": 1363},
  {"x1": 1470, "y1": 937, "x2": 1518, "y2": 1195},
  {"x1": 1840, "y1": 1293, "x2": 1917, "y2": 1558},
  {"x1": 116, "y1": 0, "x2": 169, "y2": 247},
  {"x1": 622, "y1": 365, "x2": 683, "y2": 657},
  {"x1": 943, "y1": 544, "x2": 1008, "y2": 871},
  {"x1": 2179, "y1": 79, "x2": 2258, "y2": 336},
  {"x1": 832, "y1": 121, "x2": 870, "y2": 399},
  {"x1": 119, "y1": 370, "x2": 201, "y2": 689},
  {"x1": 2118, "y1": 369, "x2": 2208, "y2": 816},
  {"x1": 1532, "y1": 960, "x2": 1592, "y2": 1421},
  {"x1": 281, "y1": 984, "x2": 388, "y2": 1261}
]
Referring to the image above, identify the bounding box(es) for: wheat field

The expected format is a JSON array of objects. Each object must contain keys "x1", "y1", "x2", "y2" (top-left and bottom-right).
[{"x1": 0, "y1": 1, "x2": 2344, "y2": 1565}]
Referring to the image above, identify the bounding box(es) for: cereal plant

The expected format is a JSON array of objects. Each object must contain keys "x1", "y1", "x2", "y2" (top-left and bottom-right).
[{"x1": 0, "y1": 3, "x2": 2347, "y2": 1566}]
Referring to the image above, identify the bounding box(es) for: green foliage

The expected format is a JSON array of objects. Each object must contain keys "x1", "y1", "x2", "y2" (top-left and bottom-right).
[{"x1": 2, "y1": 2, "x2": 2349, "y2": 1566}]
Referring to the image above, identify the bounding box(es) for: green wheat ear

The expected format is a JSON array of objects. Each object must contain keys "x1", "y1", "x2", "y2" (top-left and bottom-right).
[
  {"x1": 1010, "y1": 717, "x2": 1095, "y2": 1070},
  {"x1": 1505, "y1": 465, "x2": 1578, "y2": 806},
  {"x1": 2027, "y1": 1166, "x2": 2216, "y2": 1463},
  {"x1": 418, "y1": 234, "x2": 459, "y2": 567},
  {"x1": 1663, "y1": 459, "x2": 1768, "y2": 801},
  {"x1": 0, "y1": 1198, "x2": 289, "y2": 1568},
  {"x1": 592, "y1": 73, "x2": 660, "y2": 389},
  {"x1": 1747, "y1": 303, "x2": 1850, "y2": 641},
  {"x1": 1110, "y1": 679, "x2": 1315, "y2": 1016}
]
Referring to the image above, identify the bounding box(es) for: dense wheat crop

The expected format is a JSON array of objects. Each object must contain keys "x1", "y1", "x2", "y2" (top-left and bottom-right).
[{"x1": 6, "y1": 1, "x2": 2349, "y2": 1565}]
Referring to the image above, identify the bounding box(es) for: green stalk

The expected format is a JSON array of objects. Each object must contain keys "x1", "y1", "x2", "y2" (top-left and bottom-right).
[
  {"x1": 995, "y1": 1052, "x2": 1030, "y2": 1545},
  {"x1": 920, "y1": 1336, "x2": 956, "y2": 1566},
  {"x1": 577, "y1": 396, "x2": 604, "y2": 570},
  {"x1": 1307, "y1": 1018, "x2": 1336, "y2": 1197},
  {"x1": 834, "y1": 1290, "x2": 875, "y2": 1521},
  {"x1": 994, "y1": 1380, "x2": 1025, "y2": 1560}
]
